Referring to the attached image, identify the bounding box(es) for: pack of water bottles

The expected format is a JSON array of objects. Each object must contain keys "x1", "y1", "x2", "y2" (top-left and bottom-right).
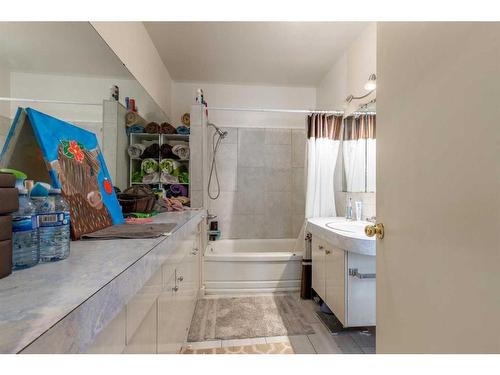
[{"x1": 11, "y1": 185, "x2": 71, "y2": 270}]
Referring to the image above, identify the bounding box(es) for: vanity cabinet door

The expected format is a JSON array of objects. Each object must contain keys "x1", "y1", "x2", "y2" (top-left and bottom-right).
[
  {"x1": 157, "y1": 273, "x2": 179, "y2": 353},
  {"x1": 85, "y1": 309, "x2": 126, "y2": 354},
  {"x1": 325, "y1": 246, "x2": 346, "y2": 325},
  {"x1": 123, "y1": 300, "x2": 158, "y2": 354},
  {"x1": 311, "y1": 236, "x2": 326, "y2": 299}
]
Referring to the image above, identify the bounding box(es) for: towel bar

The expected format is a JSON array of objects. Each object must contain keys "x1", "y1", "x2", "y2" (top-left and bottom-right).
[{"x1": 349, "y1": 268, "x2": 376, "y2": 279}]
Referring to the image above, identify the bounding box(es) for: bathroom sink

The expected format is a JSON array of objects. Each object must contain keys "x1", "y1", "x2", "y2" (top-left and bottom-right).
[
  {"x1": 307, "y1": 217, "x2": 376, "y2": 256},
  {"x1": 325, "y1": 221, "x2": 370, "y2": 234}
]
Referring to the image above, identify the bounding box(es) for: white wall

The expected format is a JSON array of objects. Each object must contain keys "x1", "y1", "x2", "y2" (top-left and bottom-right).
[
  {"x1": 91, "y1": 22, "x2": 173, "y2": 120},
  {"x1": 316, "y1": 23, "x2": 377, "y2": 219},
  {"x1": 172, "y1": 82, "x2": 316, "y2": 129},
  {"x1": 316, "y1": 23, "x2": 376, "y2": 113},
  {"x1": 0, "y1": 64, "x2": 10, "y2": 148},
  {"x1": 10, "y1": 72, "x2": 165, "y2": 123}
]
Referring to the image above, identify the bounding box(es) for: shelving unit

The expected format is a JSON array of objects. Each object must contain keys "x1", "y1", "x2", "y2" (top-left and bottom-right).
[{"x1": 128, "y1": 132, "x2": 191, "y2": 204}]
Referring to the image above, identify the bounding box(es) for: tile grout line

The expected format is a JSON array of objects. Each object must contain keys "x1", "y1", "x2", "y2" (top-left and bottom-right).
[{"x1": 305, "y1": 335, "x2": 318, "y2": 354}]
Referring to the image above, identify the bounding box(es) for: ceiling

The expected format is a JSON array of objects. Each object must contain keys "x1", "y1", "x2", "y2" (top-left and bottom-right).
[
  {"x1": 144, "y1": 22, "x2": 370, "y2": 86},
  {"x1": 0, "y1": 22, "x2": 132, "y2": 78}
]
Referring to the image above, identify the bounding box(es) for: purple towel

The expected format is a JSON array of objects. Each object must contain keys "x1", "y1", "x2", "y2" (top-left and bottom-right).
[{"x1": 169, "y1": 184, "x2": 187, "y2": 197}]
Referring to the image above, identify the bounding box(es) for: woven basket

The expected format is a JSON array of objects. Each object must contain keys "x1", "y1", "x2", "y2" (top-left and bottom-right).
[{"x1": 118, "y1": 185, "x2": 156, "y2": 214}]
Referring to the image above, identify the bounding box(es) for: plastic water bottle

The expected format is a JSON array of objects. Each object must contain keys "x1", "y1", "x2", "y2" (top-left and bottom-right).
[
  {"x1": 12, "y1": 188, "x2": 39, "y2": 269},
  {"x1": 37, "y1": 188, "x2": 71, "y2": 262}
]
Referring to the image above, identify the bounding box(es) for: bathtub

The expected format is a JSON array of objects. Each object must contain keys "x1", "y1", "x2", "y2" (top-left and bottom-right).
[{"x1": 203, "y1": 239, "x2": 302, "y2": 295}]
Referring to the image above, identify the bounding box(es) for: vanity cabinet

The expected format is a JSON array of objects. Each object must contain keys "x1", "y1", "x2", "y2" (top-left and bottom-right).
[
  {"x1": 157, "y1": 237, "x2": 201, "y2": 354},
  {"x1": 86, "y1": 224, "x2": 201, "y2": 354},
  {"x1": 311, "y1": 234, "x2": 375, "y2": 327}
]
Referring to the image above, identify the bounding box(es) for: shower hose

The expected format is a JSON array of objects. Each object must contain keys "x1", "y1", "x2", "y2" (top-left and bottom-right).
[{"x1": 208, "y1": 130, "x2": 224, "y2": 200}]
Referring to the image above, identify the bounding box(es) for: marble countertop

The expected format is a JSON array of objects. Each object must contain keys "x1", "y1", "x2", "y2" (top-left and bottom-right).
[
  {"x1": 307, "y1": 217, "x2": 376, "y2": 257},
  {"x1": 0, "y1": 209, "x2": 204, "y2": 354}
]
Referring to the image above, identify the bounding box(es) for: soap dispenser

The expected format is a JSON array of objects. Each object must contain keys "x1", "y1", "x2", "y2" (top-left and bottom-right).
[{"x1": 346, "y1": 197, "x2": 353, "y2": 220}]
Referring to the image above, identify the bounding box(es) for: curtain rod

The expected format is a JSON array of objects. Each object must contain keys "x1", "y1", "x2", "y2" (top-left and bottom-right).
[
  {"x1": 0, "y1": 97, "x2": 102, "y2": 106},
  {"x1": 206, "y1": 106, "x2": 344, "y2": 115}
]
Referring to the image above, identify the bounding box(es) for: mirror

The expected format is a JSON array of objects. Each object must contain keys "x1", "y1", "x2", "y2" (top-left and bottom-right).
[
  {"x1": 341, "y1": 102, "x2": 376, "y2": 193},
  {"x1": 0, "y1": 22, "x2": 169, "y2": 189}
]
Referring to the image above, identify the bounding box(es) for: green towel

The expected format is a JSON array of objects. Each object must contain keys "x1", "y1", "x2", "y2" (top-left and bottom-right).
[
  {"x1": 141, "y1": 158, "x2": 159, "y2": 174},
  {"x1": 160, "y1": 159, "x2": 181, "y2": 176}
]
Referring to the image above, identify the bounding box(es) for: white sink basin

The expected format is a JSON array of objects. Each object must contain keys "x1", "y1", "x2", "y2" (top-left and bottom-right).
[
  {"x1": 325, "y1": 221, "x2": 369, "y2": 234},
  {"x1": 306, "y1": 217, "x2": 376, "y2": 256}
]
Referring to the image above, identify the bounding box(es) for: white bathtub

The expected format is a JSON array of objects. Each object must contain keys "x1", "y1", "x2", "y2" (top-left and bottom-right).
[{"x1": 203, "y1": 239, "x2": 302, "y2": 295}]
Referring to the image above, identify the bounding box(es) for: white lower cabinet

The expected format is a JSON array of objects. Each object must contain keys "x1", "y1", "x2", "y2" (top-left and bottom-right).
[
  {"x1": 123, "y1": 301, "x2": 158, "y2": 354},
  {"x1": 324, "y1": 245, "x2": 346, "y2": 325},
  {"x1": 311, "y1": 235, "x2": 375, "y2": 327},
  {"x1": 311, "y1": 236, "x2": 326, "y2": 298},
  {"x1": 86, "y1": 309, "x2": 127, "y2": 354},
  {"x1": 87, "y1": 224, "x2": 201, "y2": 354}
]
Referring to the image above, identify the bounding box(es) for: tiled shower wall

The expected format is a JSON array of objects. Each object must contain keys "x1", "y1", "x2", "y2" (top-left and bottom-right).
[{"x1": 208, "y1": 127, "x2": 306, "y2": 239}]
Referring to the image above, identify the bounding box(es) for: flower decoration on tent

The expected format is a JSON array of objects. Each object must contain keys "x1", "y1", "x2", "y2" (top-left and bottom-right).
[
  {"x1": 61, "y1": 140, "x2": 85, "y2": 163},
  {"x1": 103, "y1": 178, "x2": 113, "y2": 195}
]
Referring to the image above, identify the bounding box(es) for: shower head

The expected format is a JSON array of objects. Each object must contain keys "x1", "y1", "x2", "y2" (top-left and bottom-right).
[{"x1": 208, "y1": 123, "x2": 228, "y2": 139}]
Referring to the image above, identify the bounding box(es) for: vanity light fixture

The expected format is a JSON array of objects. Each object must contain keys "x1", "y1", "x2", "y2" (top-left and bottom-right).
[
  {"x1": 364, "y1": 74, "x2": 377, "y2": 91},
  {"x1": 346, "y1": 74, "x2": 377, "y2": 103}
]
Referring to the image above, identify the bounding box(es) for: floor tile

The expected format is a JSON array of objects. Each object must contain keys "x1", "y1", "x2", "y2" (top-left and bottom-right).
[
  {"x1": 307, "y1": 323, "x2": 342, "y2": 354},
  {"x1": 331, "y1": 332, "x2": 364, "y2": 354},
  {"x1": 288, "y1": 335, "x2": 316, "y2": 354},
  {"x1": 361, "y1": 346, "x2": 376, "y2": 354},
  {"x1": 221, "y1": 337, "x2": 266, "y2": 347},
  {"x1": 349, "y1": 330, "x2": 376, "y2": 348}
]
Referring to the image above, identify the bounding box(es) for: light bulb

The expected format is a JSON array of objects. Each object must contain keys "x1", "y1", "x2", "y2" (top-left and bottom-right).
[{"x1": 364, "y1": 74, "x2": 377, "y2": 91}]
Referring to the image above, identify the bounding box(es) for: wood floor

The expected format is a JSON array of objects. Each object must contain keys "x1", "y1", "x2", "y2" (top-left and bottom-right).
[{"x1": 183, "y1": 293, "x2": 375, "y2": 354}]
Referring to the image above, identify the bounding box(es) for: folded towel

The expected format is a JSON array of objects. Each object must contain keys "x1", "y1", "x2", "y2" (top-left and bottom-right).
[
  {"x1": 172, "y1": 144, "x2": 190, "y2": 160},
  {"x1": 160, "y1": 171, "x2": 179, "y2": 184},
  {"x1": 160, "y1": 122, "x2": 176, "y2": 134},
  {"x1": 141, "y1": 158, "x2": 159, "y2": 174},
  {"x1": 126, "y1": 125, "x2": 146, "y2": 135},
  {"x1": 142, "y1": 143, "x2": 159, "y2": 159},
  {"x1": 159, "y1": 159, "x2": 180, "y2": 175},
  {"x1": 169, "y1": 184, "x2": 188, "y2": 197},
  {"x1": 176, "y1": 125, "x2": 190, "y2": 135},
  {"x1": 125, "y1": 111, "x2": 146, "y2": 126},
  {"x1": 142, "y1": 172, "x2": 160, "y2": 184},
  {"x1": 145, "y1": 122, "x2": 160, "y2": 134},
  {"x1": 0, "y1": 172, "x2": 16, "y2": 188},
  {"x1": 0, "y1": 216, "x2": 12, "y2": 241},
  {"x1": 0, "y1": 188, "x2": 19, "y2": 214},
  {"x1": 127, "y1": 143, "x2": 146, "y2": 158},
  {"x1": 178, "y1": 171, "x2": 190, "y2": 184},
  {"x1": 160, "y1": 143, "x2": 178, "y2": 159}
]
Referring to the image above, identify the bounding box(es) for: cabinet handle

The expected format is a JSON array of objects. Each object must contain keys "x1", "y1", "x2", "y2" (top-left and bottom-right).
[
  {"x1": 177, "y1": 276, "x2": 184, "y2": 282},
  {"x1": 318, "y1": 245, "x2": 324, "y2": 250},
  {"x1": 172, "y1": 286, "x2": 179, "y2": 292},
  {"x1": 325, "y1": 249, "x2": 331, "y2": 254},
  {"x1": 191, "y1": 250, "x2": 198, "y2": 255}
]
